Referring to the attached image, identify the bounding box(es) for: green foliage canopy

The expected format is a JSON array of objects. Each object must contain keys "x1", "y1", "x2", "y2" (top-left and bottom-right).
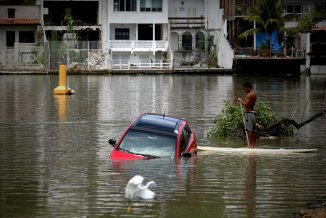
[
  {"x1": 239, "y1": 0, "x2": 284, "y2": 40},
  {"x1": 207, "y1": 100, "x2": 293, "y2": 140}
]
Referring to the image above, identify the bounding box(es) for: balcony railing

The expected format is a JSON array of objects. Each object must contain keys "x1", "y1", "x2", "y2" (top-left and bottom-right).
[
  {"x1": 284, "y1": 13, "x2": 303, "y2": 22},
  {"x1": 169, "y1": 17, "x2": 205, "y2": 29},
  {"x1": 109, "y1": 40, "x2": 169, "y2": 52},
  {"x1": 112, "y1": 59, "x2": 172, "y2": 70},
  {"x1": 235, "y1": 48, "x2": 306, "y2": 58}
]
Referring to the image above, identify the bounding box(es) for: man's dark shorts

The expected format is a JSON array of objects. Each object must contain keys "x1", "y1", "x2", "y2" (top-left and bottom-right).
[{"x1": 244, "y1": 112, "x2": 256, "y2": 132}]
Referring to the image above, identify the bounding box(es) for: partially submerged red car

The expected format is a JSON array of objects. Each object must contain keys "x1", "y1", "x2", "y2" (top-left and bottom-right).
[{"x1": 109, "y1": 113, "x2": 198, "y2": 160}]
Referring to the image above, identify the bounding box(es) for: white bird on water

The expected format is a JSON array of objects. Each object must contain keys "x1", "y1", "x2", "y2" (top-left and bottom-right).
[{"x1": 125, "y1": 175, "x2": 156, "y2": 212}]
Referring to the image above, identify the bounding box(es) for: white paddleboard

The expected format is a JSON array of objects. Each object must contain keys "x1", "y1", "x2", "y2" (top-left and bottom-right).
[{"x1": 197, "y1": 146, "x2": 318, "y2": 154}]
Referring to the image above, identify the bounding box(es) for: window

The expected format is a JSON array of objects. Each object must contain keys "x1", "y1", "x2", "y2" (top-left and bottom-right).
[
  {"x1": 8, "y1": 8, "x2": 15, "y2": 18},
  {"x1": 19, "y1": 31, "x2": 35, "y2": 43},
  {"x1": 140, "y1": 0, "x2": 162, "y2": 12},
  {"x1": 115, "y1": 28, "x2": 129, "y2": 40},
  {"x1": 138, "y1": 24, "x2": 152, "y2": 40},
  {"x1": 286, "y1": 4, "x2": 302, "y2": 21},
  {"x1": 114, "y1": 0, "x2": 137, "y2": 11},
  {"x1": 119, "y1": 129, "x2": 176, "y2": 158},
  {"x1": 316, "y1": 4, "x2": 326, "y2": 13},
  {"x1": 287, "y1": 4, "x2": 302, "y2": 14}
]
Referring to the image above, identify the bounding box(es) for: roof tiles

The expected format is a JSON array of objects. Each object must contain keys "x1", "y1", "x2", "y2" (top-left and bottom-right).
[{"x1": 0, "y1": 18, "x2": 41, "y2": 25}]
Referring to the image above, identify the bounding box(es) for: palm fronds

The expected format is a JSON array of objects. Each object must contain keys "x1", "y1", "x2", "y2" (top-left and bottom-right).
[{"x1": 297, "y1": 9, "x2": 326, "y2": 32}]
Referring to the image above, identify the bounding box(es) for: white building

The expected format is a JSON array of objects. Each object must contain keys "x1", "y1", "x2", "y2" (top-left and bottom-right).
[
  {"x1": 101, "y1": 0, "x2": 170, "y2": 70},
  {"x1": 0, "y1": 4, "x2": 42, "y2": 67},
  {"x1": 101, "y1": 0, "x2": 232, "y2": 69}
]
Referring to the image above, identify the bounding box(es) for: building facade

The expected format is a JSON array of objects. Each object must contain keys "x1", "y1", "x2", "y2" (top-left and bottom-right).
[
  {"x1": 1, "y1": 0, "x2": 324, "y2": 72},
  {"x1": 0, "y1": 4, "x2": 42, "y2": 68},
  {"x1": 221, "y1": 0, "x2": 326, "y2": 73}
]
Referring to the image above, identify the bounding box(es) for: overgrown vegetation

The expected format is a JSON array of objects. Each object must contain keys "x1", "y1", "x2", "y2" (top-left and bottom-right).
[{"x1": 207, "y1": 100, "x2": 294, "y2": 140}]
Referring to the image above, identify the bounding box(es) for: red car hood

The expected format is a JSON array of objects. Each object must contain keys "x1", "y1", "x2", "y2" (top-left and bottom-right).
[{"x1": 110, "y1": 149, "x2": 146, "y2": 160}]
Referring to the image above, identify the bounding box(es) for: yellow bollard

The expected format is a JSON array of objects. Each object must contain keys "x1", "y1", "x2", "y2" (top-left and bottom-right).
[{"x1": 53, "y1": 65, "x2": 74, "y2": 95}]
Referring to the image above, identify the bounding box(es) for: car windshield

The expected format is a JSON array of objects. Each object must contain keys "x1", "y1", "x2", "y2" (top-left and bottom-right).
[{"x1": 119, "y1": 129, "x2": 176, "y2": 158}]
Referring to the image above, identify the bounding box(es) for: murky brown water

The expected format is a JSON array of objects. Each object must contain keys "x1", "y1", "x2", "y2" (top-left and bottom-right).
[{"x1": 0, "y1": 74, "x2": 325, "y2": 217}]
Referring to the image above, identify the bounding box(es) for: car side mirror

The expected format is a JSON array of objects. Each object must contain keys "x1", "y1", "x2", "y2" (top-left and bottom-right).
[
  {"x1": 182, "y1": 152, "x2": 191, "y2": 158},
  {"x1": 108, "y1": 139, "x2": 116, "y2": 147}
]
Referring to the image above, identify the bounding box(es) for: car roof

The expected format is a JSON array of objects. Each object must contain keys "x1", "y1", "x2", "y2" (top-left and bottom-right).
[{"x1": 133, "y1": 113, "x2": 184, "y2": 134}]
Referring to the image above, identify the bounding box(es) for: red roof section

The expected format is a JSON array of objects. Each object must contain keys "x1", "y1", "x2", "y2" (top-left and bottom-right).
[
  {"x1": 311, "y1": 26, "x2": 326, "y2": 32},
  {"x1": 0, "y1": 18, "x2": 41, "y2": 25}
]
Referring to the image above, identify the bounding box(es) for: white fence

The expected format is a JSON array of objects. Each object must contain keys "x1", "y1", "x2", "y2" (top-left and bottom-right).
[{"x1": 112, "y1": 60, "x2": 172, "y2": 70}]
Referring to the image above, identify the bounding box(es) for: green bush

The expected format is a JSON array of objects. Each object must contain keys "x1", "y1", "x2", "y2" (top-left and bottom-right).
[{"x1": 207, "y1": 100, "x2": 293, "y2": 140}]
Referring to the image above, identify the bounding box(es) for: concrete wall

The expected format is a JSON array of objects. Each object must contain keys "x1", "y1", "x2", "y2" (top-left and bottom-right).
[
  {"x1": 0, "y1": 6, "x2": 40, "y2": 19},
  {"x1": 168, "y1": 0, "x2": 205, "y2": 17},
  {"x1": 168, "y1": 0, "x2": 222, "y2": 29},
  {"x1": 218, "y1": 31, "x2": 234, "y2": 69},
  {"x1": 173, "y1": 50, "x2": 208, "y2": 68},
  {"x1": 206, "y1": 0, "x2": 222, "y2": 29}
]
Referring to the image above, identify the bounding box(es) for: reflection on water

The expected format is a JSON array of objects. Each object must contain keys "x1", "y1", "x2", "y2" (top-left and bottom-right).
[
  {"x1": 54, "y1": 95, "x2": 67, "y2": 121},
  {"x1": 245, "y1": 156, "x2": 256, "y2": 218},
  {"x1": 0, "y1": 74, "x2": 325, "y2": 217}
]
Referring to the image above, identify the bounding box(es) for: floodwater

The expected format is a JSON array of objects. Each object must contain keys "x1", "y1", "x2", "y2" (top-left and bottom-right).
[{"x1": 0, "y1": 74, "x2": 325, "y2": 218}]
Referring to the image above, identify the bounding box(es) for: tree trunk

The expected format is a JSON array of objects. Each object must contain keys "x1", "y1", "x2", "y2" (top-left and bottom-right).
[{"x1": 263, "y1": 110, "x2": 325, "y2": 136}]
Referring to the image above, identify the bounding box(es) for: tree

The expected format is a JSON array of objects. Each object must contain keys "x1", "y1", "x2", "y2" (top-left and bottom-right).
[{"x1": 239, "y1": 0, "x2": 284, "y2": 54}]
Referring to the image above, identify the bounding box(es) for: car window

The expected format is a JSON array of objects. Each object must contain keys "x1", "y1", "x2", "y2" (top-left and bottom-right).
[
  {"x1": 180, "y1": 125, "x2": 191, "y2": 154},
  {"x1": 119, "y1": 129, "x2": 176, "y2": 158}
]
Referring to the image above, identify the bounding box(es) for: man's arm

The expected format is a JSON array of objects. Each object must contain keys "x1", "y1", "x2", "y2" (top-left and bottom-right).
[
  {"x1": 238, "y1": 96, "x2": 250, "y2": 107},
  {"x1": 238, "y1": 93, "x2": 255, "y2": 109}
]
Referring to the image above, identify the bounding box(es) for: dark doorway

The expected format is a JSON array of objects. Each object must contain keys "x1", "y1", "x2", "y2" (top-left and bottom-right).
[
  {"x1": 155, "y1": 24, "x2": 162, "y2": 40},
  {"x1": 6, "y1": 31, "x2": 15, "y2": 47},
  {"x1": 138, "y1": 24, "x2": 153, "y2": 40},
  {"x1": 182, "y1": 32, "x2": 192, "y2": 50}
]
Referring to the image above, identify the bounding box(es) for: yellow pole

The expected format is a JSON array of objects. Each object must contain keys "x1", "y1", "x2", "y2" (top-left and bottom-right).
[
  {"x1": 54, "y1": 65, "x2": 74, "y2": 95},
  {"x1": 58, "y1": 64, "x2": 67, "y2": 87}
]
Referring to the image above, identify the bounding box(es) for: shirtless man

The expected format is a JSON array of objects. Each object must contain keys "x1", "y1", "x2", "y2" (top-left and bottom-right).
[{"x1": 238, "y1": 82, "x2": 257, "y2": 148}]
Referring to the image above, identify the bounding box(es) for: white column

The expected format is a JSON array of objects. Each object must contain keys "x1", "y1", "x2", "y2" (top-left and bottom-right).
[
  {"x1": 205, "y1": 0, "x2": 208, "y2": 29},
  {"x1": 223, "y1": 19, "x2": 228, "y2": 37},
  {"x1": 106, "y1": 0, "x2": 110, "y2": 69},
  {"x1": 305, "y1": 32, "x2": 311, "y2": 71},
  {"x1": 153, "y1": 23, "x2": 155, "y2": 41},
  {"x1": 192, "y1": 32, "x2": 196, "y2": 50},
  {"x1": 254, "y1": 20, "x2": 256, "y2": 50}
]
